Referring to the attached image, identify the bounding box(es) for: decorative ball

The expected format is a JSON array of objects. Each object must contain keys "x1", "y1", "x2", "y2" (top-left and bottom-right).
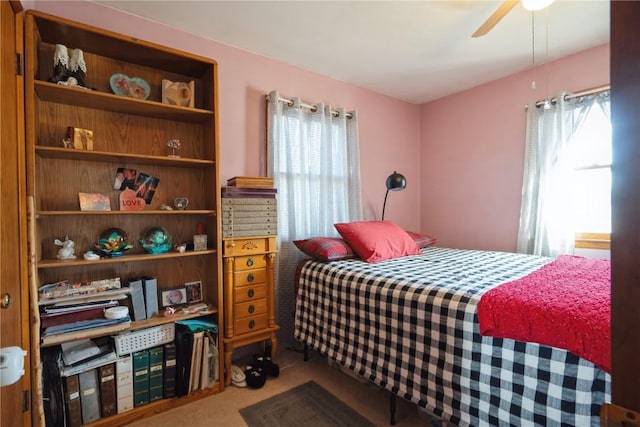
[
  {"x1": 140, "y1": 226, "x2": 172, "y2": 254},
  {"x1": 95, "y1": 228, "x2": 133, "y2": 257}
]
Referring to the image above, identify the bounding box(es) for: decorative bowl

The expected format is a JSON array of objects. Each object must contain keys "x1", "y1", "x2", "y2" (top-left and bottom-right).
[
  {"x1": 95, "y1": 227, "x2": 133, "y2": 257},
  {"x1": 140, "y1": 226, "x2": 172, "y2": 254}
]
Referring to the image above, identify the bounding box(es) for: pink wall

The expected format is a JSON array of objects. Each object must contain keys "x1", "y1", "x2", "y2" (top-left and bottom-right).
[
  {"x1": 420, "y1": 44, "x2": 610, "y2": 252},
  {"x1": 30, "y1": 1, "x2": 422, "y2": 231}
]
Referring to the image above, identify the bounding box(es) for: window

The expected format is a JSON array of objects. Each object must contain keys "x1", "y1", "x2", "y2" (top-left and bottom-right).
[{"x1": 568, "y1": 95, "x2": 611, "y2": 248}]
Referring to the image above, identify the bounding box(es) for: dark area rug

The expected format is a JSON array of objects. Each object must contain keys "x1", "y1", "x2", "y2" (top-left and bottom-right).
[{"x1": 239, "y1": 380, "x2": 376, "y2": 427}]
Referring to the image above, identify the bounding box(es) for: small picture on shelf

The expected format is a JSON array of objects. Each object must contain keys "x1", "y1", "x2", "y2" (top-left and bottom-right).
[
  {"x1": 185, "y1": 281, "x2": 203, "y2": 304},
  {"x1": 134, "y1": 173, "x2": 160, "y2": 204},
  {"x1": 79, "y1": 193, "x2": 111, "y2": 211},
  {"x1": 160, "y1": 287, "x2": 187, "y2": 308},
  {"x1": 113, "y1": 168, "x2": 137, "y2": 190}
]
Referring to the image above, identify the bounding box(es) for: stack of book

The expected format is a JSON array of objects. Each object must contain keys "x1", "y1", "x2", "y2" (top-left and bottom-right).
[
  {"x1": 221, "y1": 179, "x2": 277, "y2": 238},
  {"x1": 38, "y1": 278, "x2": 131, "y2": 346}
]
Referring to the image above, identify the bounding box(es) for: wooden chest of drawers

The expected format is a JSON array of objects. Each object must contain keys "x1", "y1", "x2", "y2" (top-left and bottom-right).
[{"x1": 222, "y1": 236, "x2": 279, "y2": 386}]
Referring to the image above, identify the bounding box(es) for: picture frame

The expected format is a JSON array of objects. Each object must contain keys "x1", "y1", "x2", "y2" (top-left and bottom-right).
[
  {"x1": 185, "y1": 281, "x2": 203, "y2": 304},
  {"x1": 160, "y1": 287, "x2": 187, "y2": 307}
]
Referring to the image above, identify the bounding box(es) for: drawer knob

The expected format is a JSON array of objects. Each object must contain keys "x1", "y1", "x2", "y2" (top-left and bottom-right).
[
  {"x1": 246, "y1": 258, "x2": 254, "y2": 267},
  {"x1": 248, "y1": 288, "x2": 255, "y2": 298},
  {"x1": 248, "y1": 304, "x2": 255, "y2": 314},
  {"x1": 247, "y1": 273, "x2": 255, "y2": 282},
  {"x1": 249, "y1": 320, "x2": 255, "y2": 329}
]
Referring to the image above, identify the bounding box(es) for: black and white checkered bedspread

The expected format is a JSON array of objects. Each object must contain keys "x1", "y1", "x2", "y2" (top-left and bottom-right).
[{"x1": 294, "y1": 247, "x2": 611, "y2": 426}]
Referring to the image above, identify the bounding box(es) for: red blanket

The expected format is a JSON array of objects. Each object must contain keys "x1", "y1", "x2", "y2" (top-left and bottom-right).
[{"x1": 477, "y1": 255, "x2": 610, "y2": 372}]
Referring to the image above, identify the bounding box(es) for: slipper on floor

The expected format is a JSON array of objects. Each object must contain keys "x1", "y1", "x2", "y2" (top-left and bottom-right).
[
  {"x1": 253, "y1": 354, "x2": 280, "y2": 378},
  {"x1": 231, "y1": 364, "x2": 247, "y2": 387},
  {"x1": 245, "y1": 364, "x2": 266, "y2": 389}
]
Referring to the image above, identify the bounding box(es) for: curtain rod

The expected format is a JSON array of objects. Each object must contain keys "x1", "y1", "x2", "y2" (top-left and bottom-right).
[
  {"x1": 532, "y1": 84, "x2": 610, "y2": 108},
  {"x1": 267, "y1": 95, "x2": 353, "y2": 119}
]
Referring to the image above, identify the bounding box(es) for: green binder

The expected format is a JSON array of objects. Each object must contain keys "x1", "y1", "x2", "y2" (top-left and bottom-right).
[
  {"x1": 148, "y1": 346, "x2": 164, "y2": 402},
  {"x1": 132, "y1": 350, "x2": 149, "y2": 407}
]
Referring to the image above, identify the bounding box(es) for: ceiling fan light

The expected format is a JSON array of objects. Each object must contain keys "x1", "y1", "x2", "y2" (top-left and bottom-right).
[{"x1": 522, "y1": 0, "x2": 555, "y2": 11}]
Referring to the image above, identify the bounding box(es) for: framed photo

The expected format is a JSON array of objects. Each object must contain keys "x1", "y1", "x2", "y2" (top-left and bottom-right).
[
  {"x1": 160, "y1": 287, "x2": 187, "y2": 307},
  {"x1": 185, "y1": 281, "x2": 203, "y2": 303}
]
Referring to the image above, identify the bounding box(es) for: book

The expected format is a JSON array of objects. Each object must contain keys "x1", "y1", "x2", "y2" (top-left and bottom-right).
[
  {"x1": 163, "y1": 342, "x2": 177, "y2": 398},
  {"x1": 42, "y1": 321, "x2": 131, "y2": 347},
  {"x1": 79, "y1": 369, "x2": 101, "y2": 424},
  {"x1": 126, "y1": 277, "x2": 147, "y2": 321},
  {"x1": 116, "y1": 356, "x2": 134, "y2": 414},
  {"x1": 43, "y1": 315, "x2": 130, "y2": 337},
  {"x1": 226, "y1": 176, "x2": 274, "y2": 188},
  {"x1": 63, "y1": 374, "x2": 83, "y2": 427},
  {"x1": 61, "y1": 339, "x2": 101, "y2": 366},
  {"x1": 133, "y1": 350, "x2": 150, "y2": 407},
  {"x1": 148, "y1": 346, "x2": 164, "y2": 402},
  {"x1": 142, "y1": 276, "x2": 159, "y2": 319},
  {"x1": 98, "y1": 363, "x2": 117, "y2": 418},
  {"x1": 41, "y1": 302, "x2": 118, "y2": 328},
  {"x1": 174, "y1": 324, "x2": 194, "y2": 397},
  {"x1": 189, "y1": 331, "x2": 204, "y2": 392},
  {"x1": 60, "y1": 350, "x2": 118, "y2": 378}
]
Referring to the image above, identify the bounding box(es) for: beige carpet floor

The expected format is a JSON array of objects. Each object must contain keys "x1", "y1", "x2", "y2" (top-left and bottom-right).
[{"x1": 128, "y1": 348, "x2": 430, "y2": 427}]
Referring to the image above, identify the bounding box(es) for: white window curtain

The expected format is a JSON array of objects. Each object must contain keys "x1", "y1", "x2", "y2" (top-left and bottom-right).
[
  {"x1": 517, "y1": 91, "x2": 610, "y2": 256},
  {"x1": 266, "y1": 90, "x2": 362, "y2": 343}
]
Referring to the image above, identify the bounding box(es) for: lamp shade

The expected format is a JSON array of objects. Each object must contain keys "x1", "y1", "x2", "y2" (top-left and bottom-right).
[
  {"x1": 382, "y1": 171, "x2": 406, "y2": 220},
  {"x1": 386, "y1": 171, "x2": 407, "y2": 191}
]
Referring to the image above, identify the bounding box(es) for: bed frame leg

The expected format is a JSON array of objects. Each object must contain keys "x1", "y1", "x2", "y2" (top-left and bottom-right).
[
  {"x1": 303, "y1": 342, "x2": 309, "y2": 361},
  {"x1": 389, "y1": 392, "x2": 397, "y2": 425}
]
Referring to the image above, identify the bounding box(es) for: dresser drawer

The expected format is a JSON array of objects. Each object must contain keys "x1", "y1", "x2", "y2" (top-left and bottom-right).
[
  {"x1": 223, "y1": 236, "x2": 277, "y2": 257},
  {"x1": 234, "y1": 283, "x2": 267, "y2": 303},
  {"x1": 234, "y1": 268, "x2": 266, "y2": 287},
  {"x1": 234, "y1": 314, "x2": 268, "y2": 335},
  {"x1": 235, "y1": 255, "x2": 266, "y2": 271},
  {"x1": 235, "y1": 298, "x2": 267, "y2": 320}
]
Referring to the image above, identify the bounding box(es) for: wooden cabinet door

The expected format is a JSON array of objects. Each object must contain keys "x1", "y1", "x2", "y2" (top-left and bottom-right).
[{"x1": 0, "y1": 1, "x2": 29, "y2": 426}]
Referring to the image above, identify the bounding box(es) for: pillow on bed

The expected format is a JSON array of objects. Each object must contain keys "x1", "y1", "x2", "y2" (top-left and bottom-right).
[
  {"x1": 293, "y1": 237, "x2": 357, "y2": 261},
  {"x1": 406, "y1": 231, "x2": 437, "y2": 248},
  {"x1": 334, "y1": 220, "x2": 421, "y2": 263}
]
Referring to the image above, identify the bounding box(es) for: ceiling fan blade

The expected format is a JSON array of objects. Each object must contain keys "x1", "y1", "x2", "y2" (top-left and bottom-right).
[{"x1": 472, "y1": 0, "x2": 519, "y2": 38}]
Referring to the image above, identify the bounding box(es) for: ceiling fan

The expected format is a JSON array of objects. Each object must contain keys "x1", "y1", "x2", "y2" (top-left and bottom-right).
[{"x1": 472, "y1": 0, "x2": 555, "y2": 38}]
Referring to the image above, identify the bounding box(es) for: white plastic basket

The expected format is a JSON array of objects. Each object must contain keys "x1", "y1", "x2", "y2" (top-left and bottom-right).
[{"x1": 114, "y1": 323, "x2": 174, "y2": 356}]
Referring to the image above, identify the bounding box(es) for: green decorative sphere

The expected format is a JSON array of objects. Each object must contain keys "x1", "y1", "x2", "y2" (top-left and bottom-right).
[{"x1": 140, "y1": 227, "x2": 172, "y2": 254}]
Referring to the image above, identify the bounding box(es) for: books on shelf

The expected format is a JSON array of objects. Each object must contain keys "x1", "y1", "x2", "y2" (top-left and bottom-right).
[
  {"x1": 38, "y1": 278, "x2": 122, "y2": 302},
  {"x1": 41, "y1": 321, "x2": 131, "y2": 347}
]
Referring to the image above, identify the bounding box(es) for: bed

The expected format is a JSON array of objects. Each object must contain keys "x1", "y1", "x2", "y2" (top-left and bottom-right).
[{"x1": 294, "y1": 246, "x2": 611, "y2": 426}]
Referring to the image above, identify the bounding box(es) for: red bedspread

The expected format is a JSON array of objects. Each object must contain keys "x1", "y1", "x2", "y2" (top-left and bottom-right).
[{"x1": 477, "y1": 255, "x2": 610, "y2": 372}]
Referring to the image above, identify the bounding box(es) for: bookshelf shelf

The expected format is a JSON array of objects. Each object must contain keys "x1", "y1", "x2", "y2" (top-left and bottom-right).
[{"x1": 25, "y1": 10, "x2": 223, "y2": 427}]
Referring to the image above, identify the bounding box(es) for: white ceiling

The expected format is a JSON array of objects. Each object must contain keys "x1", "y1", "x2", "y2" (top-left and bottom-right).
[{"x1": 92, "y1": 0, "x2": 610, "y2": 104}]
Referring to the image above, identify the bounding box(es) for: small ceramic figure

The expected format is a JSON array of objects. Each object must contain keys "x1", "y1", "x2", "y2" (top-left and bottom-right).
[{"x1": 54, "y1": 236, "x2": 76, "y2": 260}]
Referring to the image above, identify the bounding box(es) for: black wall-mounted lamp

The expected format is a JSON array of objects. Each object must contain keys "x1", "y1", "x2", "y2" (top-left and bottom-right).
[{"x1": 381, "y1": 171, "x2": 407, "y2": 220}]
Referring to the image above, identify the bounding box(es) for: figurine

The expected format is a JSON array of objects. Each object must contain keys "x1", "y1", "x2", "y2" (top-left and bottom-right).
[{"x1": 54, "y1": 236, "x2": 76, "y2": 260}]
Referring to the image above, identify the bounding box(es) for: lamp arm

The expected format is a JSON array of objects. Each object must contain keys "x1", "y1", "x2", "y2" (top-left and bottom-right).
[{"x1": 382, "y1": 189, "x2": 390, "y2": 221}]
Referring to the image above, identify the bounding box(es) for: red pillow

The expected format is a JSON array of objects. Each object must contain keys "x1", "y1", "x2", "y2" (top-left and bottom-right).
[
  {"x1": 293, "y1": 237, "x2": 356, "y2": 261},
  {"x1": 334, "y1": 220, "x2": 421, "y2": 263},
  {"x1": 406, "y1": 231, "x2": 437, "y2": 248}
]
